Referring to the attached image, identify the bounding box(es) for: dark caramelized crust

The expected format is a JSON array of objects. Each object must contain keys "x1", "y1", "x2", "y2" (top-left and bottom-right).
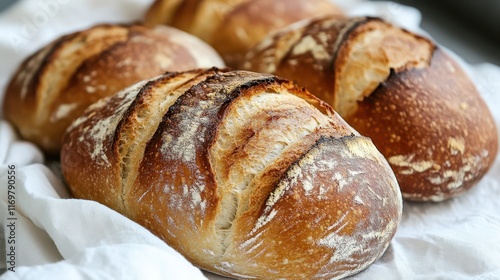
[
  {"x1": 242, "y1": 16, "x2": 498, "y2": 201},
  {"x1": 61, "y1": 69, "x2": 402, "y2": 279},
  {"x1": 346, "y1": 49, "x2": 498, "y2": 201}
]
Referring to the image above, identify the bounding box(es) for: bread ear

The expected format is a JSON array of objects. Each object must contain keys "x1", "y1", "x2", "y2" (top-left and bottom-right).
[
  {"x1": 62, "y1": 69, "x2": 402, "y2": 279},
  {"x1": 3, "y1": 24, "x2": 224, "y2": 155},
  {"x1": 242, "y1": 16, "x2": 498, "y2": 201}
]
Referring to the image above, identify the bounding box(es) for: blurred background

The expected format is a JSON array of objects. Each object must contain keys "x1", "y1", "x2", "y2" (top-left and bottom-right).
[
  {"x1": 369, "y1": 0, "x2": 500, "y2": 65},
  {"x1": 1, "y1": 0, "x2": 499, "y2": 65}
]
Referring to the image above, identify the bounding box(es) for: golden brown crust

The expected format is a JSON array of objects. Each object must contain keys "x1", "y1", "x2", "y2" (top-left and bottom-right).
[
  {"x1": 243, "y1": 16, "x2": 363, "y2": 105},
  {"x1": 62, "y1": 68, "x2": 402, "y2": 279},
  {"x1": 144, "y1": 0, "x2": 184, "y2": 27},
  {"x1": 61, "y1": 78, "x2": 147, "y2": 213},
  {"x1": 3, "y1": 24, "x2": 224, "y2": 155},
  {"x1": 144, "y1": 0, "x2": 344, "y2": 67},
  {"x1": 242, "y1": 15, "x2": 498, "y2": 201},
  {"x1": 223, "y1": 135, "x2": 401, "y2": 279}
]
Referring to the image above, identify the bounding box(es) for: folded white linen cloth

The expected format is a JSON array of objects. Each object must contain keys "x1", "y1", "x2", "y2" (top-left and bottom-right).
[
  {"x1": 0, "y1": 0, "x2": 499, "y2": 279},
  {"x1": 0, "y1": 122, "x2": 208, "y2": 279}
]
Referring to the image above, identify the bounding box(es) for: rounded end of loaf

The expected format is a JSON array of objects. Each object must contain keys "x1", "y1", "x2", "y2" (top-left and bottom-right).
[
  {"x1": 3, "y1": 23, "x2": 224, "y2": 155},
  {"x1": 61, "y1": 68, "x2": 402, "y2": 279},
  {"x1": 143, "y1": 0, "x2": 345, "y2": 67},
  {"x1": 345, "y1": 48, "x2": 498, "y2": 202},
  {"x1": 241, "y1": 15, "x2": 498, "y2": 201}
]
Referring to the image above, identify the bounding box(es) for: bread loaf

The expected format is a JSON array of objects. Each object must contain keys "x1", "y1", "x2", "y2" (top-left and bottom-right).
[
  {"x1": 3, "y1": 24, "x2": 224, "y2": 155},
  {"x1": 61, "y1": 68, "x2": 403, "y2": 279},
  {"x1": 242, "y1": 16, "x2": 499, "y2": 202},
  {"x1": 144, "y1": 0, "x2": 344, "y2": 67}
]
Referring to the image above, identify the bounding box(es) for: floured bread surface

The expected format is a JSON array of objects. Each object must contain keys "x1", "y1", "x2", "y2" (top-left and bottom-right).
[
  {"x1": 3, "y1": 23, "x2": 224, "y2": 155},
  {"x1": 333, "y1": 19, "x2": 433, "y2": 117},
  {"x1": 243, "y1": 16, "x2": 433, "y2": 116},
  {"x1": 347, "y1": 49, "x2": 498, "y2": 201},
  {"x1": 62, "y1": 69, "x2": 402, "y2": 279},
  {"x1": 242, "y1": 16, "x2": 498, "y2": 201}
]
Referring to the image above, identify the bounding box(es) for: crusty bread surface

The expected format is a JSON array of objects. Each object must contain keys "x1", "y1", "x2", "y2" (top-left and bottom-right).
[
  {"x1": 3, "y1": 24, "x2": 224, "y2": 155},
  {"x1": 242, "y1": 16, "x2": 498, "y2": 201},
  {"x1": 62, "y1": 68, "x2": 403, "y2": 279}
]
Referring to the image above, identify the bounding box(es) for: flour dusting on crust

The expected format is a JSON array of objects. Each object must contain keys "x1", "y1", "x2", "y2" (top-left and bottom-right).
[
  {"x1": 50, "y1": 103, "x2": 78, "y2": 122},
  {"x1": 317, "y1": 220, "x2": 397, "y2": 279},
  {"x1": 70, "y1": 79, "x2": 151, "y2": 166},
  {"x1": 18, "y1": 44, "x2": 55, "y2": 99}
]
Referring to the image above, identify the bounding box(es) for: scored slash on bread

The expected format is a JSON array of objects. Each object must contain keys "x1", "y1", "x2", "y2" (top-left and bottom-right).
[
  {"x1": 62, "y1": 68, "x2": 403, "y2": 279},
  {"x1": 242, "y1": 16, "x2": 498, "y2": 202},
  {"x1": 3, "y1": 24, "x2": 224, "y2": 155}
]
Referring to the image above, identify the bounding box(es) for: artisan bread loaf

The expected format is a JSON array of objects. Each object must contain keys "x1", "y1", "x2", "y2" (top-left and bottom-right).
[
  {"x1": 61, "y1": 68, "x2": 403, "y2": 279},
  {"x1": 3, "y1": 24, "x2": 224, "y2": 155},
  {"x1": 144, "y1": 0, "x2": 344, "y2": 67},
  {"x1": 242, "y1": 16, "x2": 498, "y2": 202}
]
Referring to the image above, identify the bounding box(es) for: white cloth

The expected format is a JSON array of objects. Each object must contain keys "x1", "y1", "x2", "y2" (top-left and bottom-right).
[
  {"x1": 0, "y1": 126, "x2": 207, "y2": 280},
  {"x1": 0, "y1": 0, "x2": 499, "y2": 279}
]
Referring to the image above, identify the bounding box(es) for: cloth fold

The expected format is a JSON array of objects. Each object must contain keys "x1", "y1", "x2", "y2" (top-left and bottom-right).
[
  {"x1": 0, "y1": 122, "x2": 207, "y2": 279},
  {"x1": 1, "y1": 0, "x2": 499, "y2": 279}
]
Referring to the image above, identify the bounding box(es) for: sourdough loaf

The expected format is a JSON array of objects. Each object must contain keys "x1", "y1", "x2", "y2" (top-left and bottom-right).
[
  {"x1": 61, "y1": 68, "x2": 403, "y2": 279},
  {"x1": 3, "y1": 24, "x2": 224, "y2": 155},
  {"x1": 242, "y1": 16, "x2": 498, "y2": 202},
  {"x1": 144, "y1": 0, "x2": 344, "y2": 67}
]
